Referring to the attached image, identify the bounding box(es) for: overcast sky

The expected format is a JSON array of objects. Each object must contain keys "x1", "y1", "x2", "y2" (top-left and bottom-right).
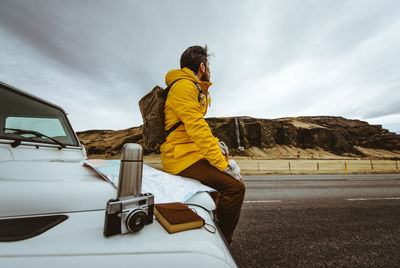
[{"x1": 1, "y1": 0, "x2": 399, "y2": 133}]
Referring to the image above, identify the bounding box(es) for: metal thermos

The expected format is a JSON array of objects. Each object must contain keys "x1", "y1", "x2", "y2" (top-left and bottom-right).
[{"x1": 117, "y1": 143, "x2": 143, "y2": 198}]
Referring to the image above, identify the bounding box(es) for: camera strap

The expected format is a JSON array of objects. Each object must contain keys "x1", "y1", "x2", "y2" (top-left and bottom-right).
[
  {"x1": 203, "y1": 223, "x2": 216, "y2": 234},
  {"x1": 190, "y1": 207, "x2": 216, "y2": 234}
]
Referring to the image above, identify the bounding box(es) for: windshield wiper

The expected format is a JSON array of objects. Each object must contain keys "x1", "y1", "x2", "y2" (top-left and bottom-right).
[{"x1": 1, "y1": 128, "x2": 67, "y2": 149}]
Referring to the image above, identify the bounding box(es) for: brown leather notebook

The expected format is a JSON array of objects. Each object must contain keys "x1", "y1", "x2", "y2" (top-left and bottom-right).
[{"x1": 154, "y1": 202, "x2": 204, "y2": 234}]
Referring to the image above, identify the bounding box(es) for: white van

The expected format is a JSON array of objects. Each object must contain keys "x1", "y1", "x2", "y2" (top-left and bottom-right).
[{"x1": 0, "y1": 82, "x2": 237, "y2": 268}]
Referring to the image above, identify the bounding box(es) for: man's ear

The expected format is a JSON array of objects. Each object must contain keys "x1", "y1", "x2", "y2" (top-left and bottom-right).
[{"x1": 200, "y1": 62, "x2": 206, "y2": 73}]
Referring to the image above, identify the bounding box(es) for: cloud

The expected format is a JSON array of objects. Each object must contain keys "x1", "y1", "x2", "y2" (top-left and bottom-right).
[{"x1": 0, "y1": 0, "x2": 399, "y2": 133}]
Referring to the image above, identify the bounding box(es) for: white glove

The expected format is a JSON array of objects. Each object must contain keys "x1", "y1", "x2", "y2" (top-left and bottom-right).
[
  {"x1": 218, "y1": 141, "x2": 229, "y2": 156},
  {"x1": 223, "y1": 159, "x2": 242, "y2": 181}
]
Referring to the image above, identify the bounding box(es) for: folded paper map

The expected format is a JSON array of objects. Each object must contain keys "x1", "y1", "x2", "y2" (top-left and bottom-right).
[{"x1": 83, "y1": 159, "x2": 215, "y2": 204}]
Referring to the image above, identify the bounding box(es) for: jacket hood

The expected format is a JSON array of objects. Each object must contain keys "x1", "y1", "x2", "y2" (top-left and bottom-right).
[{"x1": 165, "y1": 67, "x2": 212, "y2": 92}]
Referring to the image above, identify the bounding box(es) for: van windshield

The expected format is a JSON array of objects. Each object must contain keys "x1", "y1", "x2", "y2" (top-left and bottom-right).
[{"x1": 0, "y1": 85, "x2": 79, "y2": 147}]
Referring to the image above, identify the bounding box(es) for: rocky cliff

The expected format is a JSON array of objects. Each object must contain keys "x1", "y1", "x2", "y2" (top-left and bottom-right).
[{"x1": 77, "y1": 116, "x2": 400, "y2": 159}]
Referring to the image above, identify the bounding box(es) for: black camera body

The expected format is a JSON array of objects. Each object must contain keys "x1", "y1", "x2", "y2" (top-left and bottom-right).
[
  {"x1": 104, "y1": 193, "x2": 154, "y2": 237},
  {"x1": 103, "y1": 143, "x2": 154, "y2": 237}
]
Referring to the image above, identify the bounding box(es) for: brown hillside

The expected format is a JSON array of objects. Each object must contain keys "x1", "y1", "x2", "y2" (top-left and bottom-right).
[{"x1": 77, "y1": 116, "x2": 400, "y2": 159}]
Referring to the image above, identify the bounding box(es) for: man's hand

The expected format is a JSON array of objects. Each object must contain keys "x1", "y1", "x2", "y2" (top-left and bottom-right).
[{"x1": 223, "y1": 159, "x2": 243, "y2": 181}]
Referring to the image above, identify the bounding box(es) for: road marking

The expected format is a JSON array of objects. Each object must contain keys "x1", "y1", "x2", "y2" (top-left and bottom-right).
[
  {"x1": 244, "y1": 200, "x2": 281, "y2": 203},
  {"x1": 346, "y1": 197, "x2": 400, "y2": 201}
]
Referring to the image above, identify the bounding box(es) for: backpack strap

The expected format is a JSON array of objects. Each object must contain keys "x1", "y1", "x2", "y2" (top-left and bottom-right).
[
  {"x1": 166, "y1": 121, "x2": 183, "y2": 135},
  {"x1": 163, "y1": 78, "x2": 185, "y2": 96},
  {"x1": 165, "y1": 78, "x2": 199, "y2": 135}
]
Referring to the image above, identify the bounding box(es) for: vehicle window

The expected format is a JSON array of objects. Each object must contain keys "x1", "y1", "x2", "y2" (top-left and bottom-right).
[
  {"x1": 5, "y1": 117, "x2": 74, "y2": 144},
  {"x1": 0, "y1": 84, "x2": 79, "y2": 146}
]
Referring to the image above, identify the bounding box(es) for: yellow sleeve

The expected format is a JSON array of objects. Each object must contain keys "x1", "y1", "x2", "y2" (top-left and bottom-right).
[{"x1": 169, "y1": 80, "x2": 228, "y2": 171}]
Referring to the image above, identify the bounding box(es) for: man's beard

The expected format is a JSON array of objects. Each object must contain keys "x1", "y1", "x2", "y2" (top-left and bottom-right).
[{"x1": 200, "y1": 71, "x2": 210, "y2": 82}]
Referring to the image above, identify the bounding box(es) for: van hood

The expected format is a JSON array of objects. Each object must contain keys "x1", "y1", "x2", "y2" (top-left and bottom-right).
[{"x1": 0, "y1": 160, "x2": 115, "y2": 217}]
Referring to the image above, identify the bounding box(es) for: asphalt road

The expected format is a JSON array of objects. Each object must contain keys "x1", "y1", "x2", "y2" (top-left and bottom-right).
[{"x1": 230, "y1": 174, "x2": 400, "y2": 268}]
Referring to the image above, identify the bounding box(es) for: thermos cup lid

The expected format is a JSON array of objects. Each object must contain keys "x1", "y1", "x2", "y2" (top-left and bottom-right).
[{"x1": 121, "y1": 143, "x2": 143, "y2": 161}]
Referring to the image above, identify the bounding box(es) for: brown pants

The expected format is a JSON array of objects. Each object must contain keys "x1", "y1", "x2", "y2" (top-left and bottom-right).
[{"x1": 179, "y1": 159, "x2": 246, "y2": 244}]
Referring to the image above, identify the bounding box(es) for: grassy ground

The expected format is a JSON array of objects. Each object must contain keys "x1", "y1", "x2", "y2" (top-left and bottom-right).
[{"x1": 143, "y1": 155, "x2": 400, "y2": 175}]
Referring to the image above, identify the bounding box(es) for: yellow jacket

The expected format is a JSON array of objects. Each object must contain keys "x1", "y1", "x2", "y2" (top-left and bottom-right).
[{"x1": 160, "y1": 68, "x2": 228, "y2": 174}]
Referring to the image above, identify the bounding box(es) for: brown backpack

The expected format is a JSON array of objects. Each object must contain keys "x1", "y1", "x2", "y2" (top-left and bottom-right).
[{"x1": 139, "y1": 79, "x2": 198, "y2": 151}]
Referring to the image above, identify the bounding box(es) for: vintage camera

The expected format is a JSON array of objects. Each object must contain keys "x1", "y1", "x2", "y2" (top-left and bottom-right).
[
  {"x1": 104, "y1": 144, "x2": 154, "y2": 237},
  {"x1": 104, "y1": 194, "x2": 154, "y2": 236}
]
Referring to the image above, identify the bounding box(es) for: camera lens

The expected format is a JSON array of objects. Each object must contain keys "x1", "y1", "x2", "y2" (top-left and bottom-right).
[{"x1": 126, "y1": 210, "x2": 147, "y2": 232}]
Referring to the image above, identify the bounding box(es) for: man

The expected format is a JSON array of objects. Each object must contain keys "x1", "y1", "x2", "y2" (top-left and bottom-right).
[{"x1": 160, "y1": 45, "x2": 245, "y2": 244}]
